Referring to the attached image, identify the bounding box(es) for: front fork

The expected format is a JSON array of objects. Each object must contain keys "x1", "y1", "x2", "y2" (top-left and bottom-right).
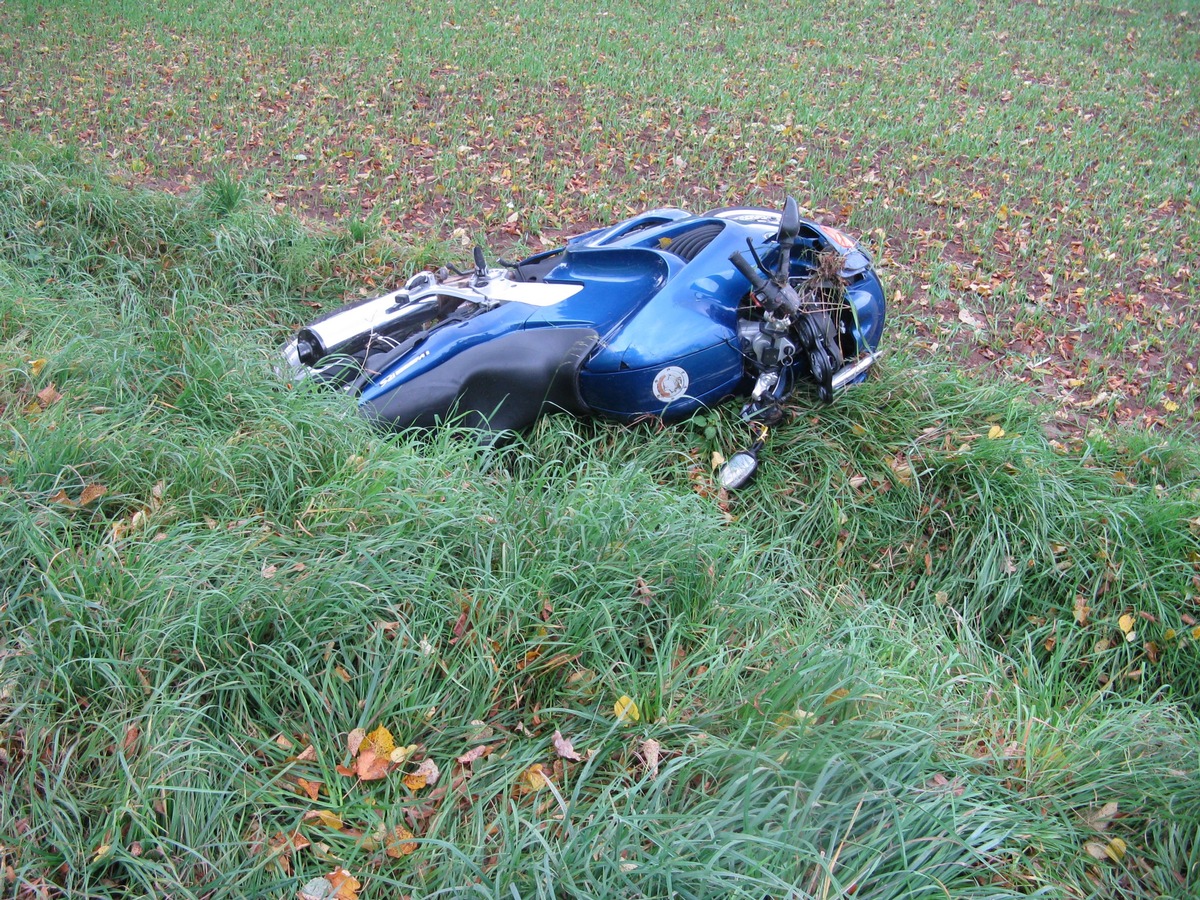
[{"x1": 718, "y1": 370, "x2": 785, "y2": 490}]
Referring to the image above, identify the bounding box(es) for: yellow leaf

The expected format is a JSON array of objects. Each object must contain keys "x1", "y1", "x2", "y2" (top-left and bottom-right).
[
  {"x1": 987, "y1": 425, "x2": 1005, "y2": 439},
  {"x1": 518, "y1": 763, "x2": 550, "y2": 793},
  {"x1": 366, "y1": 725, "x2": 395, "y2": 756},
  {"x1": 304, "y1": 810, "x2": 344, "y2": 830},
  {"x1": 390, "y1": 743, "x2": 418, "y2": 764},
  {"x1": 614, "y1": 695, "x2": 640, "y2": 723},
  {"x1": 29, "y1": 358, "x2": 47, "y2": 376},
  {"x1": 1192, "y1": 626, "x2": 1200, "y2": 641},
  {"x1": 1118, "y1": 614, "x2": 1135, "y2": 635},
  {"x1": 92, "y1": 844, "x2": 112, "y2": 863},
  {"x1": 327, "y1": 866, "x2": 361, "y2": 900},
  {"x1": 403, "y1": 758, "x2": 440, "y2": 791},
  {"x1": 1163, "y1": 400, "x2": 1178, "y2": 412},
  {"x1": 1105, "y1": 837, "x2": 1127, "y2": 862}
]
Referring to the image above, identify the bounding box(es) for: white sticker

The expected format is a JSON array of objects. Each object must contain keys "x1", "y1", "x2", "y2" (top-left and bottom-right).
[{"x1": 652, "y1": 366, "x2": 689, "y2": 402}]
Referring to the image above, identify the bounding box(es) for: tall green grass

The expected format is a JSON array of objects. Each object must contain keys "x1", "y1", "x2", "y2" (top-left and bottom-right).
[{"x1": 1, "y1": 151, "x2": 1198, "y2": 898}]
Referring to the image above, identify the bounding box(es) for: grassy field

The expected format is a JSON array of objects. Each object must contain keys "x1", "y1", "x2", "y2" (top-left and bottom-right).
[
  {"x1": 2, "y1": 0, "x2": 1197, "y2": 430},
  {"x1": 2, "y1": 0, "x2": 1199, "y2": 898}
]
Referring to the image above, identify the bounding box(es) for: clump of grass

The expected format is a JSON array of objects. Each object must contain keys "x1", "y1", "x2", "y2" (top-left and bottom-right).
[{"x1": 1, "y1": 155, "x2": 1197, "y2": 898}]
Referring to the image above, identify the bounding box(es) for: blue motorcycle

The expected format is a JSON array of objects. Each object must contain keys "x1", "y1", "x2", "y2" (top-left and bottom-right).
[{"x1": 282, "y1": 197, "x2": 885, "y2": 487}]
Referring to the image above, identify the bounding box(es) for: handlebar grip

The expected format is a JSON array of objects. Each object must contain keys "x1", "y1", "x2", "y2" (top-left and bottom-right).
[
  {"x1": 730, "y1": 251, "x2": 799, "y2": 317},
  {"x1": 729, "y1": 251, "x2": 769, "y2": 291}
]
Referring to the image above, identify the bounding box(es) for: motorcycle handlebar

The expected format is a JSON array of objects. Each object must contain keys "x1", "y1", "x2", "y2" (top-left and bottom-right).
[{"x1": 729, "y1": 252, "x2": 798, "y2": 317}]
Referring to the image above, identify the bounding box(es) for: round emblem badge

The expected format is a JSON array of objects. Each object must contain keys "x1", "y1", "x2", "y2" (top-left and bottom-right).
[{"x1": 652, "y1": 366, "x2": 689, "y2": 403}]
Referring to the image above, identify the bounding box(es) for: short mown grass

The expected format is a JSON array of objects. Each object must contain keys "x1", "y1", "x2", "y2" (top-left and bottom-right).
[{"x1": 1, "y1": 148, "x2": 1198, "y2": 897}]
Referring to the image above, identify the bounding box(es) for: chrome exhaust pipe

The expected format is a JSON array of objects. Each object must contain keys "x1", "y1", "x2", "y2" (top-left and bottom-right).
[{"x1": 831, "y1": 352, "x2": 878, "y2": 392}]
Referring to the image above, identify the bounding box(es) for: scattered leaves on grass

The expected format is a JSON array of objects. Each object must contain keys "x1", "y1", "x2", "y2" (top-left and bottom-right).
[{"x1": 338, "y1": 726, "x2": 405, "y2": 781}]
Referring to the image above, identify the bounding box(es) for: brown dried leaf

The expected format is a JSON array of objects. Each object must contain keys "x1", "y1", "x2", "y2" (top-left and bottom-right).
[
  {"x1": 456, "y1": 744, "x2": 492, "y2": 766},
  {"x1": 384, "y1": 825, "x2": 418, "y2": 858},
  {"x1": 36, "y1": 383, "x2": 62, "y2": 408},
  {"x1": 552, "y1": 730, "x2": 582, "y2": 762},
  {"x1": 78, "y1": 483, "x2": 107, "y2": 506},
  {"x1": 295, "y1": 777, "x2": 321, "y2": 801},
  {"x1": 641, "y1": 738, "x2": 661, "y2": 777},
  {"x1": 355, "y1": 748, "x2": 391, "y2": 781},
  {"x1": 346, "y1": 728, "x2": 366, "y2": 758},
  {"x1": 296, "y1": 744, "x2": 317, "y2": 763}
]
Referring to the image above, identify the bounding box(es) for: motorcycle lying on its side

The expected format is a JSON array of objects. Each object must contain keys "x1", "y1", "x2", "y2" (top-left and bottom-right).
[{"x1": 281, "y1": 196, "x2": 885, "y2": 488}]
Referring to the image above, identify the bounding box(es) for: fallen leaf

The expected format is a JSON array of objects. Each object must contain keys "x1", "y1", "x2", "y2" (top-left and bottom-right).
[
  {"x1": 346, "y1": 728, "x2": 366, "y2": 758},
  {"x1": 29, "y1": 358, "x2": 46, "y2": 376},
  {"x1": 36, "y1": 383, "x2": 62, "y2": 408},
  {"x1": 366, "y1": 725, "x2": 395, "y2": 756},
  {"x1": 518, "y1": 763, "x2": 551, "y2": 793},
  {"x1": 385, "y1": 825, "x2": 418, "y2": 858},
  {"x1": 640, "y1": 738, "x2": 661, "y2": 777},
  {"x1": 987, "y1": 425, "x2": 1006, "y2": 439},
  {"x1": 296, "y1": 744, "x2": 317, "y2": 763},
  {"x1": 403, "y1": 757, "x2": 440, "y2": 791},
  {"x1": 1084, "y1": 801, "x2": 1119, "y2": 832},
  {"x1": 1073, "y1": 595, "x2": 1090, "y2": 626},
  {"x1": 79, "y1": 483, "x2": 107, "y2": 506},
  {"x1": 1118, "y1": 614, "x2": 1135, "y2": 635},
  {"x1": 326, "y1": 866, "x2": 361, "y2": 900},
  {"x1": 295, "y1": 777, "x2": 321, "y2": 801},
  {"x1": 304, "y1": 810, "x2": 344, "y2": 830},
  {"x1": 298, "y1": 877, "x2": 335, "y2": 900},
  {"x1": 121, "y1": 724, "x2": 140, "y2": 755},
  {"x1": 614, "y1": 695, "x2": 640, "y2": 724},
  {"x1": 552, "y1": 730, "x2": 582, "y2": 762},
  {"x1": 456, "y1": 744, "x2": 491, "y2": 766},
  {"x1": 354, "y1": 747, "x2": 391, "y2": 781},
  {"x1": 1105, "y1": 837, "x2": 1127, "y2": 861},
  {"x1": 390, "y1": 743, "x2": 418, "y2": 764},
  {"x1": 958, "y1": 308, "x2": 987, "y2": 332}
]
